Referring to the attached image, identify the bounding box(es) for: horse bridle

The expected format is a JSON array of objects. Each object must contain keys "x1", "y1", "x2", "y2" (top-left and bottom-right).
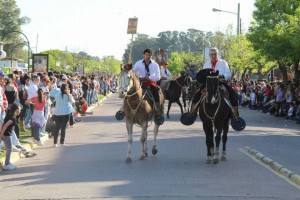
[
  {"x1": 120, "y1": 70, "x2": 153, "y2": 126},
  {"x1": 174, "y1": 75, "x2": 190, "y2": 88},
  {"x1": 202, "y1": 76, "x2": 221, "y2": 131}
]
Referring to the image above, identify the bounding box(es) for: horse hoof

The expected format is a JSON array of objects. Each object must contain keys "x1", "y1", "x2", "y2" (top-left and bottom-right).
[
  {"x1": 221, "y1": 156, "x2": 227, "y2": 161},
  {"x1": 139, "y1": 155, "x2": 146, "y2": 160},
  {"x1": 152, "y1": 146, "x2": 158, "y2": 155},
  {"x1": 206, "y1": 159, "x2": 212, "y2": 164},
  {"x1": 145, "y1": 152, "x2": 148, "y2": 157},
  {"x1": 213, "y1": 159, "x2": 219, "y2": 164},
  {"x1": 125, "y1": 157, "x2": 132, "y2": 163}
]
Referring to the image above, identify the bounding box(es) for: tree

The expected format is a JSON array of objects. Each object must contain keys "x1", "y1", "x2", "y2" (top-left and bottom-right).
[
  {"x1": 0, "y1": 0, "x2": 30, "y2": 61},
  {"x1": 247, "y1": 0, "x2": 300, "y2": 84}
]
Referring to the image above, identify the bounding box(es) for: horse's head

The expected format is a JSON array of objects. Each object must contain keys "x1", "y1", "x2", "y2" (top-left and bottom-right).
[
  {"x1": 183, "y1": 75, "x2": 193, "y2": 87},
  {"x1": 206, "y1": 70, "x2": 220, "y2": 104},
  {"x1": 118, "y1": 63, "x2": 134, "y2": 98}
]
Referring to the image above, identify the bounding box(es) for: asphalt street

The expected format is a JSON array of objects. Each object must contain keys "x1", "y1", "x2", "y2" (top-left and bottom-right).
[{"x1": 0, "y1": 93, "x2": 300, "y2": 200}]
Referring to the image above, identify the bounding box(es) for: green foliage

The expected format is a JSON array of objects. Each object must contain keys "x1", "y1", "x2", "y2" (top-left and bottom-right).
[
  {"x1": 41, "y1": 49, "x2": 121, "y2": 75},
  {"x1": 0, "y1": 0, "x2": 30, "y2": 62},
  {"x1": 247, "y1": 0, "x2": 300, "y2": 83}
]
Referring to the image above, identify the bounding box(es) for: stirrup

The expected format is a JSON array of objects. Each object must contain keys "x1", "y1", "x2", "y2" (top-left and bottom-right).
[{"x1": 115, "y1": 110, "x2": 125, "y2": 120}]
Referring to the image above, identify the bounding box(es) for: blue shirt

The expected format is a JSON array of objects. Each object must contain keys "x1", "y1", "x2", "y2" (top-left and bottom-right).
[{"x1": 50, "y1": 88, "x2": 74, "y2": 115}]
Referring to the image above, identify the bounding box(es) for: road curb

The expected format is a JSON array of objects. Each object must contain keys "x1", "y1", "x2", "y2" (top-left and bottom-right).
[
  {"x1": 0, "y1": 133, "x2": 50, "y2": 172},
  {"x1": 242, "y1": 146, "x2": 300, "y2": 187}
]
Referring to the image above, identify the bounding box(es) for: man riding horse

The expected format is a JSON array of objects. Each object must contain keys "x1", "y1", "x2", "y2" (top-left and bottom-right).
[
  {"x1": 132, "y1": 48, "x2": 164, "y2": 124},
  {"x1": 191, "y1": 48, "x2": 239, "y2": 120}
]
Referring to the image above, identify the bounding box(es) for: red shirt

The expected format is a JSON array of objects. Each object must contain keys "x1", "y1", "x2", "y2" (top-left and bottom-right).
[{"x1": 30, "y1": 97, "x2": 46, "y2": 111}]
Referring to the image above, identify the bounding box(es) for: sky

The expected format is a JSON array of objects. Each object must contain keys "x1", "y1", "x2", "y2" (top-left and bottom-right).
[{"x1": 15, "y1": 0, "x2": 256, "y2": 60}]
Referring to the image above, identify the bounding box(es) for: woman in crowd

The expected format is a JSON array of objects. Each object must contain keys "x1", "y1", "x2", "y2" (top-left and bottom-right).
[
  {"x1": 50, "y1": 83, "x2": 74, "y2": 147},
  {"x1": 26, "y1": 88, "x2": 49, "y2": 146},
  {"x1": 18, "y1": 74, "x2": 30, "y2": 132},
  {"x1": 0, "y1": 103, "x2": 21, "y2": 170}
]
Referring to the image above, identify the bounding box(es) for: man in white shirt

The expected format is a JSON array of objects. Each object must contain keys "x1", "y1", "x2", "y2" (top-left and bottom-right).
[
  {"x1": 132, "y1": 48, "x2": 164, "y2": 123},
  {"x1": 160, "y1": 62, "x2": 171, "y2": 80},
  {"x1": 193, "y1": 48, "x2": 239, "y2": 118}
]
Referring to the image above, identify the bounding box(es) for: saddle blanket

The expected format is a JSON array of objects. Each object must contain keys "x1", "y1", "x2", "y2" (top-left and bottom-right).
[{"x1": 160, "y1": 80, "x2": 171, "y2": 91}]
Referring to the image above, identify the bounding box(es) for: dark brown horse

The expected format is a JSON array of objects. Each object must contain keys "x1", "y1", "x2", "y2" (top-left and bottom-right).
[
  {"x1": 160, "y1": 75, "x2": 192, "y2": 118},
  {"x1": 198, "y1": 70, "x2": 230, "y2": 164}
]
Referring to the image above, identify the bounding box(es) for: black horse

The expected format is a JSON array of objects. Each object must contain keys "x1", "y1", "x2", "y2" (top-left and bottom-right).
[
  {"x1": 198, "y1": 70, "x2": 231, "y2": 164},
  {"x1": 161, "y1": 75, "x2": 192, "y2": 118},
  {"x1": 182, "y1": 79, "x2": 200, "y2": 112}
]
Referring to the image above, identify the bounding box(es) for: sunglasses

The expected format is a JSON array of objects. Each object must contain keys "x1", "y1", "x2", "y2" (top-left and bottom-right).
[{"x1": 210, "y1": 53, "x2": 217, "y2": 55}]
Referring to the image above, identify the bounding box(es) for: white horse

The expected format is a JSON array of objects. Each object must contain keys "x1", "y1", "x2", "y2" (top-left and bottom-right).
[{"x1": 118, "y1": 63, "x2": 164, "y2": 163}]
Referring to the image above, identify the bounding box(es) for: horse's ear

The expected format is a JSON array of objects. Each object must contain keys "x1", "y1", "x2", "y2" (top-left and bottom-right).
[
  {"x1": 128, "y1": 63, "x2": 133, "y2": 70},
  {"x1": 123, "y1": 63, "x2": 132, "y2": 71},
  {"x1": 215, "y1": 70, "x2": 219, "y2": 76}
]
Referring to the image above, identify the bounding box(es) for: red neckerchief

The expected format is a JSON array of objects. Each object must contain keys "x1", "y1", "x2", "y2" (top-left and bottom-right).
[{"x1": 211, "y1": 59, "x2": 218, "y2": 71}]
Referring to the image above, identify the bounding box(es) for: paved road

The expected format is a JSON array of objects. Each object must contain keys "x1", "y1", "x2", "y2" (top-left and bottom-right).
[{"x1": 0, "y1": 93, "x2": 300, "y2": 200}]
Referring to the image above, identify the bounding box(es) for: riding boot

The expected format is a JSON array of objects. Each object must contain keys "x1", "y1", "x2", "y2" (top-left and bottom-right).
[
  {"x1": 20, "y1": 120, "x2": 27, "y2": 132},
  {"x1": 154, "y1": 102, "x2": 164, "y2": 125},
  {"x1": 231, "y1": 106, "x2": 239, "y2": 120}
]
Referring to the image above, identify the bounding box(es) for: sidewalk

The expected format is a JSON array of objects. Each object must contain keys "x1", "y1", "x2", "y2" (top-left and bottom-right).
[{"x1": 0, "y1": 93, "x2": 111, "y2": 172}]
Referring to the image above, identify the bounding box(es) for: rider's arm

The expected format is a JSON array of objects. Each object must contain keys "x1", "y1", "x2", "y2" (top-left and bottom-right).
[
  {"x1": 148, "y1": 63, "x2": 160, "y2": 82},
  {"x1": 222, "y1": 60, "x2": 232, "y2": 80}
]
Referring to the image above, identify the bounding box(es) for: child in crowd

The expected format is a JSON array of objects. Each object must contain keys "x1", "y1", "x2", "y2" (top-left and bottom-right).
[
  {"x1": 26, "y1": 88, "x2": 49, "y2": 146},
  {"x1": 76, "y1": 97, "x2": 93, "y2": 116},
  {"x1": 0, "y1": 104, "x2": 21, "y2": 170},
  {"x1": 286, "y1": 102, "x2": 295, "y2": 120},
  {"x1": 250, "y1": 89, "x2": 256, "y2": 109}
]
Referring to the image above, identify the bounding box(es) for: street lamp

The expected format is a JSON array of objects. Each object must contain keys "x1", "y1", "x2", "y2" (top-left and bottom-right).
[
  {"x1": 1, "y1": 31, "x2": 31, "y2": 68},
  {"x1": 195, "y1": 30, "x2": 211, "y2": 64},
  {"x1": 212, "y1": 3, "x2": 240, "y2": 35}
]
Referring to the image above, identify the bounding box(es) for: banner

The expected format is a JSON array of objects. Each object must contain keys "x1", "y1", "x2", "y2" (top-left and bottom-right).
[
  {"x1": 32, "y1": 54, "x2": 49, "y2": 73},
  {"x1": 127, "y1": 18, "x2": 138, "y2": 34}
]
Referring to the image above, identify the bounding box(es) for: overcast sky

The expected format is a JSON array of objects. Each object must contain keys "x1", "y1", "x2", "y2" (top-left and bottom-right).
[{"x1": 15, "y1": 0, "x2": 256, "y2": 60}]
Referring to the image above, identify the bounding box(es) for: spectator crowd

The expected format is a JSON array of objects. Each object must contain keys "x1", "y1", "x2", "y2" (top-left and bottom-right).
[
  {"x1": 0, "y1": 69, "x2": 118, "y2": 170},
  {"x1": 229, "y1": 78, "x2": 300, "y2": 123}
]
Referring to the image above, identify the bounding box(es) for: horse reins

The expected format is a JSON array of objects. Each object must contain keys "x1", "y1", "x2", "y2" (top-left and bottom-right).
[{"x1": 202, "y1": 76, "x2": 221, "y2": 131}]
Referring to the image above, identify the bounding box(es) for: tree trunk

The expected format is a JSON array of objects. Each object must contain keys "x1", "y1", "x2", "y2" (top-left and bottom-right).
[
  {"x1": 278, "y1": 61, "x2": 288, "y2": 85},
  {"x1": 294, "y1": 59, "x2": 299, "y2": 85}
]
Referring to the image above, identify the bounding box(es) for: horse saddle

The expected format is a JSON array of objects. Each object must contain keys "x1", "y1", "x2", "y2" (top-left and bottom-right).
[{"x1": 160, "y1": 80, "x2": 171, "y2": 91}]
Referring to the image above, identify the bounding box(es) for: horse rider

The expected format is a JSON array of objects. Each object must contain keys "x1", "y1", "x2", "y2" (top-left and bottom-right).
[
  {"x1": 160, "y1": 61, "x2": 172, "y2": 80},
  {"x1": 186, "y1": 64, "x2": 197, "y2": 80},
  {"x1": 191, "y1": 47, "x2": 239, "y2": 119},
  {"x1": 132, "y1": 48, "x2": 164, "y2": 122}
]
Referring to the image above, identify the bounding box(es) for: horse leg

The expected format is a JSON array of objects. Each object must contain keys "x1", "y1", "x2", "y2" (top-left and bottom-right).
[
  {"x1": 221, "y1": 121, "x2": 229, "y2": 161},
  {"x1": 214, "y1": 128, "x2": 222, "y2": 163},
  {"x1": 125, "y1": 119, "x2": 133, "y2": 163},
  {"x1": 203, "y1": 122, "x2": 214, "y2": 164},
  {"x1": 176, "y1": 99, "x2": 184, "y2": 114},
  {"x1": 139, "y1": 123, "x2": 148, "y2": 160},
  {"x1": 182, "y1": 92, "x2": 187, "y2": 112},
  {"x1": 152, "y1": 124, "x2": 159, "y2": 155},
  {"x1": 167, "y1": 101, "x2": 172, "y2": 119}
]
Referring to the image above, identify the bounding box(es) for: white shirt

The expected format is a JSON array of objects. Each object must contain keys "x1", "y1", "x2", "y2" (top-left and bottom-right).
[
  {"x1": 133, "y1": 59, "x2": 160, "y2": 82},
  {"x1": 203, "y1": 59, "x2": 232, "y2": 80},
  {"x1": 160, "y1": 68, "x2": 172, "y2": 79},
  {"x1": 27, "y1": 82, "x2": 38, "y2": 99}
]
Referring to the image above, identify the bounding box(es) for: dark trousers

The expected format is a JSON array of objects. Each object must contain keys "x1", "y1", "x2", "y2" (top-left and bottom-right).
[
  {"x1": 141, "y1": 85, "x2": 160, "y2": 102},
  {"x1": 53, "y1": 114, "x2": 70, "y2": 144},
  {"x1": 32, "y1": 122, "x2": 41, "y2": 141}
]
